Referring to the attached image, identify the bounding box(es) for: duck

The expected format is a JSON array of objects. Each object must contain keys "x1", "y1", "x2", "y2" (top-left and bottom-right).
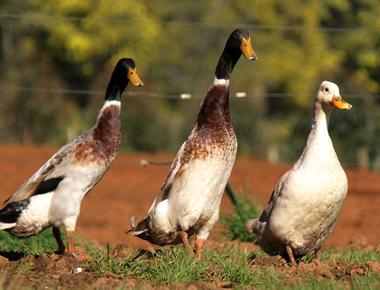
[
  {"x1": 247, "y1": 81, "x2": 352, "y2": 265},
  {"x1": 0, "y1": 58, "x2": 143, "y2": 258},
  {"x1": 128, "y1": 28, "x2": 257, "y2": 258}
]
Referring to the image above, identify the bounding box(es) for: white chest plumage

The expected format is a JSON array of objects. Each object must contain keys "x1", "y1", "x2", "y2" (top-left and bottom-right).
[
  {"x1": 151, "y1": 141, "x2": 237, "y2": 239},
  {"x1": 49, "y1": 161, "x2": 108, "y2": 223},
  {"x1": 269, "y1": 164, "x2": 347, "y2": 248},
  {"x1": 168, "y1": 154, "x2": 235, "y2": 229}
]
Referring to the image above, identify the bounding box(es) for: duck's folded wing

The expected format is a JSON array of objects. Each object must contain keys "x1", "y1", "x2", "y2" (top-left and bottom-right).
[
  {"x1": 148, "y1": 141, "x2": 187, "y2": 213},
  {"x1": 4, "y1": 141, "x2": 76, "y2": 205},
  {"x1": 249, "y1": 180, "x2": 286, "y2": 235},
  {"x1": 128, "y1": 142, "x2": 188, "y2": 234},
  {"x1": 258, "y1": 170, "x2": 293, "y2": 223}
]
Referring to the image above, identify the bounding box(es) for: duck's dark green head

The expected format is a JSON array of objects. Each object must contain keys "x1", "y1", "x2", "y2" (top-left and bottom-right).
[
  {"x1": 105, "y1": 58, "x2": 144, "y2": 101},
  {"x1": 114, "y1": 58, "x2": 144, "y2": 87},
  {"x1": 215, "y1": 28, "x2": 257, "y2": 80},
  {"x1": 226, "y1": 28, "x2": 257, "y2": 61}
]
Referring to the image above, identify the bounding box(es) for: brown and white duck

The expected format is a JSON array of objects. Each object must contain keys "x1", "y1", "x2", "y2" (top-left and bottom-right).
[
  {"x1": 247, "y1": 81, "x2": 352, "y2": 265},
  {"x1": 0, "y1": 58, "x2": 143, "y2": 257},
  {"x1": 128, "y1": 28, "x2": 257, "y2": 258}
]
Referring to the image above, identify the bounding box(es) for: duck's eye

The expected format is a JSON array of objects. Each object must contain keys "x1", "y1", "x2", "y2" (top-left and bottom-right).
[
  {"x1": 130, "y1": 71, "x2": 134, "y2": 75},
  {"x1": 324, "y1": 88, "x2": 329, "y2": 92}
]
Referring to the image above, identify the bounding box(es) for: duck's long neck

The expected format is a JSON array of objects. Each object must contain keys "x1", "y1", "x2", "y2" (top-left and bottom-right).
[
  {"x1": 196, "y1": 82, "x2": 231, "y2": 127},
  {"x1": 196, "y1": 47, "x2": 241, "y2": 127},
  {"x1": 104, "y1": 76, "x2": 128, "y2": 102},
  {"x1": 309, "y1": 101, "x2": 331, "y2": 140},
  {"x1": 92, "y1": 79, "x2": 126, "y2": 152},
  {"x1": 215, "y1": 46, "x2": 241, "y2": 80},
  {"x1": 297, "y1": 101, "x2": 333, "y2": 166}
]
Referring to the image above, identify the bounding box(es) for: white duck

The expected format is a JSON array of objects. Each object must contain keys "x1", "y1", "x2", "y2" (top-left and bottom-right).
[
  {"x1": 0, "y1": 58, "x2": 143, "y2": 258},
  {"x1": 128, "y1": 28, "x2": 257, "y2": 258},
  {"x1": 247, "y1": 81, "x2": 352, "y2": 265}
]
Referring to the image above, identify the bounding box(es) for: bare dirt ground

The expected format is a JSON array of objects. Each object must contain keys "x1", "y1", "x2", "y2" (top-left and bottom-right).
[{"x1": 0, "y1": 144, "x2": 379, "y2": 250}]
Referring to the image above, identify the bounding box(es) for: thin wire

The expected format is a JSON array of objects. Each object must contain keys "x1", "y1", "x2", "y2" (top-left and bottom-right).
[
  {"x1": 0, "y1": 85, "x2": 189, "y2": 99},
  {"x1": 0, "y1": 13, "x2": 379, "y2": 33},
  {"x1": 0, "y1": 85, "x2": 379, "y2": 99}
]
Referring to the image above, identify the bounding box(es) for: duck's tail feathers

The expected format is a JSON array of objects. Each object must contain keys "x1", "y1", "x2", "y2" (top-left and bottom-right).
[
  {"x1": 126, "y1": 216, "x2": 149, "y2": 236},
  {"x1": 0, "y1": 200, "x2": 28, "y2": 230},
  {"x1": 0, "y1": 222, "x2": 16, "y2": 230},
  {"x1": 246, "y1": 218, "x2": 265, "y2": 237}
]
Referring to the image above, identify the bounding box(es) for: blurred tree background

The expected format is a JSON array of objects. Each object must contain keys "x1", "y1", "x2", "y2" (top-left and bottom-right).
[{"x1": 0, "y1": 0, "x2": 379, "y2": 169}]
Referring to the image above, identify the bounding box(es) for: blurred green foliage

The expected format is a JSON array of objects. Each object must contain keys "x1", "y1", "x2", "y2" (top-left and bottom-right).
[
  {"x1": 0, "y1": 0, "x2": 379, "y2": 168},
  {"x1": 221, "y1": 193, "x2": 260, "y2": 243}
]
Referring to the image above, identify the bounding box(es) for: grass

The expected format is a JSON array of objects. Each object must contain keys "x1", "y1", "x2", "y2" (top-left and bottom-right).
[
  {"x1": 0, "y1": 235, "x2": 379, "y2": 289},
  {"x1": 350, "y1": 273, "x2": 380, "y2": 290},
  {"x1": 84, "y1": 245, "x2": 285, "y2": 288},
  {"x1": 0, "y1": 213, "x2": 379, "y2": 289},
  {"x1": 289, "y1": 277, "x2": 345, "y2": 290},
  {"x1": 84, "y1": 244, "x2": 380, "y2": 289},
  {"x1": 321, "y1": 248, "x2": 380, "y2": 264},
  {"x1": 221, "y1": 192, "x2": 260, "y2": 242},
  {"x1": 205, "y1": 247, "x2": 283, "y2": 288},
  {"x1": 0, "y1": 228, "x2": 61, "y2": 256},
  {"x1": 126, "y1": 247, "x2": 209, "y2": 285},
  {"x1": 286, "y1": 272, "x2": 380, "y2": 290}
]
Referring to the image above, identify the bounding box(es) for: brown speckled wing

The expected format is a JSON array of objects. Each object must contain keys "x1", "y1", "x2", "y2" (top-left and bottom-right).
[
  {"x1": 4, "y1": 138, "x2": 80, "y2": 205},
  {"x1": 4, "y1": 103, "x2": 122, "y2": 205}
]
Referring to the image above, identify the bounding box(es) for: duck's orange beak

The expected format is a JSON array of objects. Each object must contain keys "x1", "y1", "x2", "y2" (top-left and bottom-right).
[
  {"x1": 240, "y1": 36, "x2": 257, "y2": 61},
  {"x1": 330, "y1": 95, "x2": 352, "y2": 110},
  {"x1": 128, "y1": 68, "x2": 144, "y2": 87}
]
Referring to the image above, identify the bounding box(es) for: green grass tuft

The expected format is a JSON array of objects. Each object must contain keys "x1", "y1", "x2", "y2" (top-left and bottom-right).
[
  {"x1": 125, "y1": 246, "x2": 208, "y2": 285},
  {"x1": 288, "y1": 277, "x2": 345, "y2": 290},
  {"x1": 0, "y1": 228, "x2": 61, "y2": 255},
  {"x1": 350, "y1": 273, "x2": 380, "y2": 290},
  {"x1": 321, "y1": 249, "x2": 380, "y2": 264},
  {"x1": 85, "y1": 245, "x2": 284, "y2": 288},
  {"x1": 206, "y1": 246, "x2": 282, "y2": 289},
  {"x1": 221, "y1": 193, "x2": 260, "y2": 242},
  {"x1": 86, "y1": 254, "x2": 126, "y2": 278},
  {"x1": 300, "y1": 252, "x2": 318, "y2": 264}
]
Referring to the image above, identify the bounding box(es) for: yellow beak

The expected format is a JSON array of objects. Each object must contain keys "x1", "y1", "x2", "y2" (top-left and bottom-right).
[
  {"x1": 330, "y1": 95, "x2": 352, "y2": 110},
  {"x1": 128, "y1": 68, "x2": 144, "y2": 87},
  {"x1": 241, "y1": 36, "x2": 257, "y2": 60}
]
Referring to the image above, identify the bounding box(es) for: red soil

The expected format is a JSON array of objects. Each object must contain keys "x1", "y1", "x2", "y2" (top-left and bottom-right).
[{"x1": 0, "y1": 144, "x2": 378, "y2": 249}]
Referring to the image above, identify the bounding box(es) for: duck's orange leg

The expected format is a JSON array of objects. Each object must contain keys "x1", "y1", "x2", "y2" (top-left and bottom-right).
[
  {"x1": 179, "y1": 231, "x2": 191, "y2": 249},
  {"x1": 66, "y1": 231, "x2": 76, "y2": 256},
  {"x1": 286, "y1": 245, "x2": 297, "y2": 266},
  {"x1": 65, "y1": 230, "x2": 91, "y2": 260},
  {"x1": 195, "y1": 236, "x2": 203, "y2": 259}
]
